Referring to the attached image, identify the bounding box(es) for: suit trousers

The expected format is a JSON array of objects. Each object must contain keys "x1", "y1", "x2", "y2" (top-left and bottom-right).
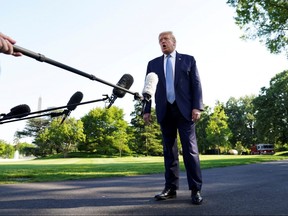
[{"x1": 159, "y1": 102, "x2": 202, "y2": 191}]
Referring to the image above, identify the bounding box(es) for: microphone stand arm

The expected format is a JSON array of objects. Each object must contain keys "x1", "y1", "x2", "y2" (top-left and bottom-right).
[
  {"x1": 0, "y1": 111, "x2": 65, "y2": 125},
  {"x1": 13, "y1": 45, "x2": 141, "y2": 100},
  {"x1": 0, "y1": 95, "x2": 109, "y2": 125}
]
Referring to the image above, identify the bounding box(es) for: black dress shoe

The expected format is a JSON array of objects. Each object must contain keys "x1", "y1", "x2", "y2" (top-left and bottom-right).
[
  {"x1": 154, "y1": 188, "x2": 177, "y2": 200},
  {"x1": 191, "y1": 191, "x2": 203, "y2": 205}
]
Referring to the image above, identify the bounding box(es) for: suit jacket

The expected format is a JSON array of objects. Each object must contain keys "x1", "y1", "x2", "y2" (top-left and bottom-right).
[{"x1": 144, "y1": 51, "x2": 204, "y2": 123}]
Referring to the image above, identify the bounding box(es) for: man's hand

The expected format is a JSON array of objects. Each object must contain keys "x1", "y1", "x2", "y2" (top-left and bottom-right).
[
  {"x1": 143, "y1": 113, "x2": 152, "y2": 125},
  {"x1": 192, "y1": 109, "x2": 201, "y2": 122}
]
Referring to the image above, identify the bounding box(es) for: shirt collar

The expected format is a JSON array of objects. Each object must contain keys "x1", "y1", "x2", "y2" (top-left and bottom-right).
[{"x1": 165, "y1": 50, "x2": 176, "y2": 58}]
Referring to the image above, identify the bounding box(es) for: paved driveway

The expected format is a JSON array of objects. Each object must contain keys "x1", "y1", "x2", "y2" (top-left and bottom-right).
[{"x1": 0, "y1": 160, "x2": 288, "y2": 215}]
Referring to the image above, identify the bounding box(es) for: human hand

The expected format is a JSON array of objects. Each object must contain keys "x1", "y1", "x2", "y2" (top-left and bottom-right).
[
  {"x1": 0, "y1": 32, "x2": 22, "y2": 56},
  {"x1": 143, "y1": 113, "x2": 152, "y2": 125},
  {"x1": 192, "y1": 109, "x2": 201, "y2": 122}
]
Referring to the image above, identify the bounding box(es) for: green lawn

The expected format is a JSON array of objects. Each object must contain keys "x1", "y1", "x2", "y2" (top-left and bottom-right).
[{"x1": 0, "y1": 153, "x2": 287, "y2": 184}]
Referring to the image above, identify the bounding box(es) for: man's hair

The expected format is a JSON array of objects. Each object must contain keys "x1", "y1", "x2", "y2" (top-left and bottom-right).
[{"x1": 159, "y1": 31, "x2": 176, "y2": 43}]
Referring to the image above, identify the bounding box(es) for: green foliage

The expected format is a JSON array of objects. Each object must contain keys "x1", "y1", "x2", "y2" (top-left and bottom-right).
[
  {"x1": 206, "y1": 102, "x2": 232, "y2": 152},
  {"x1": 81, "y1": 106, "x2": 131, "y2": 156},
  {"x1": 14, "y1": 142, "x2": 36, "y2": 157},
  {"x1": 0, "y1": 140, "x2": 15, "y2": 159},
  {"x1": 196, "y1": 106, "x2": 211, "y2": 154},
  {"x1": 130, "y1": 101, "x2": 163, "y2": 156},
  {"x1": 225, "y1": 95, "x2": 257, "y2": 147},
  {"x1": 227, "y1": 0, "x2": 288, "y2": 57},
  {"x1": 234, "y1": 141, "x2": 247, "y2": 154},
  {"x1": 34, "y1": 117, "x2": 85, "y2": 158},
  {"x1": 15, "y1": 117, "x2": 50, "y2": 139},
  {"x1": 274, "y1": 142, "x2": 288, "y2": 152},
  {"x1": 48, "y1": 118, "x2": 86, "y2": 158},
  {"x1": 33, "y1": 128, "x2": 56, "y2": 157},
  {"x1": 253, "y1": 70, "x2": 288, "y2": 144}
]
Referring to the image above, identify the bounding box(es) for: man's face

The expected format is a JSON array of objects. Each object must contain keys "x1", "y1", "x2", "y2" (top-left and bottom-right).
[{"x1": 159, "y1": 33, "x2": 176, "y2": 55}]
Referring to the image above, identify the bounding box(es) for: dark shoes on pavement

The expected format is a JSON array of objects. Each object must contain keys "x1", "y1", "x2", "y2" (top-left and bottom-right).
[
  {"x1": 191, "y1": 191, "x2": 203, "y2": 205},
  {"x1": 154, "y1": 188, "x2": 203, "y2": 205},
  {"x1": 154, "y1": 188, "x2": 177, "y2": 200}
]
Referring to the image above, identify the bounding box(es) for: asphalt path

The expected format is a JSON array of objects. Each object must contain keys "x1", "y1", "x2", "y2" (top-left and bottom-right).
[{"x1": 0, "y1": 159, "x2": 288, "y2": 215}]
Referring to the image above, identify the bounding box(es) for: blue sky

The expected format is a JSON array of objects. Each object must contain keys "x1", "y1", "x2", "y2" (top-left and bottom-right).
[{"x1": 0, "y1": 0, "x2": 287, "y2": 144}]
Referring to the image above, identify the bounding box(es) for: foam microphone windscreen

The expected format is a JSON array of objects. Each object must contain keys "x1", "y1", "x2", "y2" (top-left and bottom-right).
[
  {"x1": 142, "y1": 72, "x2": 158, "y2": 96},
  {"x1": 67, "y1": 91, "x2": 84, "y2": 111},
  {"x1": 6, "y1": 104, "x2": 31, "y2": 119},
  {"x1": 112, "y1": 74, "x2": 134, "y2": 98}
]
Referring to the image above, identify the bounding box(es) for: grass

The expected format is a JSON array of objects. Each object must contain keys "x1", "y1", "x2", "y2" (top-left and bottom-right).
[{"x1": 0, "y1": 152, "x2": 287, "y2": 184}]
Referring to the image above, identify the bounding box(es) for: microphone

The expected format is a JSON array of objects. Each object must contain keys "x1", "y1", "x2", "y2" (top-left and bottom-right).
[
  {"x1": 60, "y1": 91, "x2": 83, "y2": 124},
  {"x1": 67, "y1": 91, "x2": 84, "y2": 111},
  {"x1": 141, "y1": 72, "x2": 158, "y2": 114},
  {"x1": 0, "y1": 104, "x2": 31, "y2": 121},
  {"x1": 107, "y1": 74, "x2": 134, "y2": 108}
]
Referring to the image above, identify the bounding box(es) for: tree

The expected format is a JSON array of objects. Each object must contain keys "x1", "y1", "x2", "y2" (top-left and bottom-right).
[
  {"x1": 110, "y1": 114, "x2": 131, "y2": 157},
  {"x1": 34, "y1": 117, "x2": 85, "y2": 157},
  {"x1": 113, "y1": 129, "x2": 131, "y2": 157},
  {"x1": 130, "y1": 100, "x2": 162, "y2": 156},
  {"x1": 0, "y1": 139, "x2": 15, "y2": 159},
  {"x1": 81, "y1": 106, "x2": 130, "y2": 155},
  {"x1": 15, "y1": 118, "x2": 50, "y2": 141},
  {"x1": 48, "y1": 118, "x2": 86, "y2": 158},
  {"x1": 253, "y1": 70, "x2": 288, "y2": 145},
  {"x1": 33, "y1": 127, "x2": 55, "y2": 157},
  {"x1": 227, "y1": 0, "x2": 288, "y2": 57},
  {"x1": 206, "y1": 102, "x2": 232, "y2": 153},
  {"x1": 195, "y1": 105, "x2": 212, "y2": 154},
  {"x1": 14, "y1": 142, "x2": 36, "y2": 157},
  {"x1": 225, "y1": 95, "x2": 257, "y2": 147}
]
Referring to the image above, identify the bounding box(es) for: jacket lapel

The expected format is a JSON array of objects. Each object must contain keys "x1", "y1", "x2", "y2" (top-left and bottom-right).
[
  {"x1": 174, "y1": 52, "x2": 182, "y2": 87},
  {"x1": 158, "y1": 55, "x2": 166, "y2": 87}
]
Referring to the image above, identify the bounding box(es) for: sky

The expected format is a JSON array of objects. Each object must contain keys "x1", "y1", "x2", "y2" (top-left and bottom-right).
[{"x1": 0, "y1": 0, "x2": 287, "y2": 144}]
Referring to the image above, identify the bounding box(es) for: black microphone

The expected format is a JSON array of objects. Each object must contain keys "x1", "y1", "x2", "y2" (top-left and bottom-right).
[
  {"x1": 60, "y1": 91, "x2": 83, "y2": 124},
  {"x1": 141, "y1": 72, "x2": 158, "y2": 114},
  {"x1": 0, "y1": 104, "x2": 31, "y2": 121},
  {"x1": 67, "y1": 91, "x2": 84, "y2": 111},
  {"x1": 107, "y1": 74, "x2": 134, "y2": 108}
]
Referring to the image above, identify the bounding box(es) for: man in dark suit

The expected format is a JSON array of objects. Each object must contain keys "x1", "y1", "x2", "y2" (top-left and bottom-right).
[{"x1": 143, "y1": 31, "x2": 204, "y2": 205}]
